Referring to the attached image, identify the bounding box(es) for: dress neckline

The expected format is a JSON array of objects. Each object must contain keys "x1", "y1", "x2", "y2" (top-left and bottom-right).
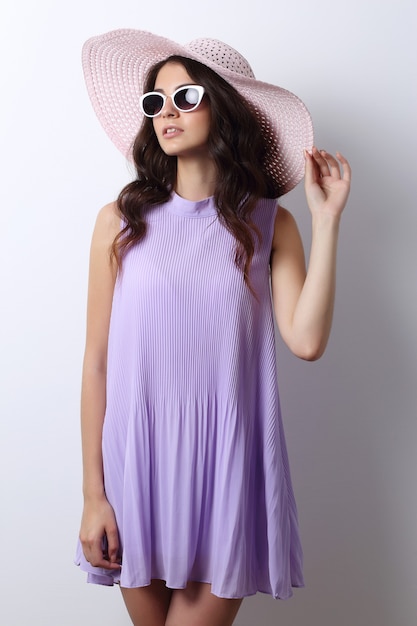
[{"x1": 167, "y1": 192, "x2": 217, "y2": 218}]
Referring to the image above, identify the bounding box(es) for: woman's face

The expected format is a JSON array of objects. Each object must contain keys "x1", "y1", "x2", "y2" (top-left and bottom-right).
[{"x1": 151, "y1": 62, "x2": 211, "y2": 159}]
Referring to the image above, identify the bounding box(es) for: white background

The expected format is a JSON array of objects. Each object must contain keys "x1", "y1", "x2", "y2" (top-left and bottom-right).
[{"x1": 0, "y1": 0, "x2": 416, "y2": 624}]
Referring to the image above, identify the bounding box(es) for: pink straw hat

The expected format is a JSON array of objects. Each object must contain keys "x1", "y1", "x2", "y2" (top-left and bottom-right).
[{"x1": 82, "y1": 29, "x2": 313, "y2": 196}]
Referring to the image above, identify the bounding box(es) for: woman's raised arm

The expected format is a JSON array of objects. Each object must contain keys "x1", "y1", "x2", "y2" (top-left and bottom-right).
[{"x1": 271, "y1": 148, "x2": 351, "y2": 360}]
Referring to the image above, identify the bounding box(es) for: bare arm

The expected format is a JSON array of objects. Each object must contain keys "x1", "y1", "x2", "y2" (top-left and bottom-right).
[
  {"x1": 271, "y1": 148, "x2": 351, "y2": 360},
  {"x1": 79, "y1": 201, "x2": 122, "y2": 570}
]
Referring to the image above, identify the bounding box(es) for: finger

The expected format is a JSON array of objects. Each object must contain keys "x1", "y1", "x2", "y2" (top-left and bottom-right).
[
  {"x1": 86, "y1": 537, "x2": 106, "y2": 566},
  {"x1": 100, "y1": 559, "x2": 122, "y2": 570},
  {"x1": 88, "y1": 545, "x2": 121, "y2": 570},
  {"x1": 311, "y1": 146, "x2": 331, "y2": 177},
  {"x1": 304, "y1": 149, "x2": 320, "y2": 185},
  {"x1": 320, "y1": 150, "x2": 341, "y2": 179},
  {"x1": 336, "y1": 151, "x2": 352, "y2": 182},
  {"x1": 93, "y1": 556, "x2": 122, "y2": 570},
  {"x1": 83, "y1": 536, "x2": 121, "y2": 570},
  {"x1": 105, "y1": 528, "x2": 120, "y2": 564}
]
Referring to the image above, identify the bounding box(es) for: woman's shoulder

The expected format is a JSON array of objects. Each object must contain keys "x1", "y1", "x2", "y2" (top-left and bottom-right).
[
  {"x1": 271, "y1": 205, "x2": 301, "y2": 251},
  {"x1": 92, "y1": 201, "x2": 122, "y2": 242},
  {"x1": 275, "y1": 204, "x2": 293, "y2": 221},
  {"x1": 96, "y1": 201, "x2": 121, "y2": 225}
]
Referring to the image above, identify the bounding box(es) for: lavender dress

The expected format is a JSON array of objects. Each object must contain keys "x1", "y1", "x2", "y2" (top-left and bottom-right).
[{"x1": 75, "y1": 193, "x2": 304, "y2": 599}]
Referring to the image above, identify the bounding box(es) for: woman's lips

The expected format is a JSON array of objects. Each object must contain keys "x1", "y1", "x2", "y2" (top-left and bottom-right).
[{"x1": 163, "y1": 126, "x2": 183, "y2": 138}]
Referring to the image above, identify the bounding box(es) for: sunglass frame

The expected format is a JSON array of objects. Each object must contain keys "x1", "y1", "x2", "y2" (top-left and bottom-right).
[{"x1": 140, "y1": 85, "x2": 205, "y2": 117}]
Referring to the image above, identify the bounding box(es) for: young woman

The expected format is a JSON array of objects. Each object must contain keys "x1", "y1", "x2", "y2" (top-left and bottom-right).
[{"x1": 76, "y1": 30, "x2": 351, "y2": 626}]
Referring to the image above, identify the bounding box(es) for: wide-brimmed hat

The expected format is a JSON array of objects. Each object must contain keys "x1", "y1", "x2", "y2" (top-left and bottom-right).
[{"x1": 82, "y1": 29, "x2": 313, "y2": 195}]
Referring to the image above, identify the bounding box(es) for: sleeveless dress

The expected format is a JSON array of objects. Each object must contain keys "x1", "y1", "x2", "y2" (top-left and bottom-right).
[{"x1": 75, "y1": 192, "x2": 304, "y2": 599}]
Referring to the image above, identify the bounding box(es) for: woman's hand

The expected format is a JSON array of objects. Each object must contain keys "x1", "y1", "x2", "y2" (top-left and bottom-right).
[
  {"x1": 304, "y1": 147, "x2": 351, "y2": 219},
  {"x1": 79, "y1": 496, "x2": 121, "y2": 570}
]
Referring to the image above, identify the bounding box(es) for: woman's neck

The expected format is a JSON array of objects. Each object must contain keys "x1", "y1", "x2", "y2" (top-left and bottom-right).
[{"x1": 175, "y1": 157, "x2": 217, "y2": 201}]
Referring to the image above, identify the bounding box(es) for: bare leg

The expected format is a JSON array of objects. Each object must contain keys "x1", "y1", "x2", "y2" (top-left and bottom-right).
[
  {"x1": 166, "y1": 581, "x2": 243, "y2": 626},
  {"x1": 120, "y1": 580, "x2": 173, "y2": 626}
]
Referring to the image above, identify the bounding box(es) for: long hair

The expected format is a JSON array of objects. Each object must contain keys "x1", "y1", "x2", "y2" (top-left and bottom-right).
[{"x1": 112, "y1": 56, "x2": 277, "y2": 287}]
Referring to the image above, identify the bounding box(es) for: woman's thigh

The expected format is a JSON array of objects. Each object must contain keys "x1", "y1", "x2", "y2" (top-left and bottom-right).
[
  {"x1": 120, "y1": 580, "x2": 173, "y2": 626},
  {"x1": 166, "y1": 581, "x2": 243, "y2": 626}
]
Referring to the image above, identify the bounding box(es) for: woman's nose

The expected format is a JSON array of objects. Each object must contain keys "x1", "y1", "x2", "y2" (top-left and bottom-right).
[{"x1": 161, "y1": 95, "x2": 178, "y2": 117}]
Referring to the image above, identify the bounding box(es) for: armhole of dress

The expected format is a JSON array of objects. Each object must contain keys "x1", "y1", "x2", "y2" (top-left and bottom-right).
[
  {"x1": 269, "y1": 199, "x2": 280, "y2": 249},
  {"x1": 266, "y1": 199, "x2": 279, "y2": 274}
]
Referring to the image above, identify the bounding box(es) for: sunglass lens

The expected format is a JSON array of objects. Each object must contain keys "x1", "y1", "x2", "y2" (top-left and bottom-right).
[
  {"x1": 142, "y1": 94, "x2": 164, "y2": 116},
  {"x1": 174, "y1": 87, "x2": 201, "y2": 111}
]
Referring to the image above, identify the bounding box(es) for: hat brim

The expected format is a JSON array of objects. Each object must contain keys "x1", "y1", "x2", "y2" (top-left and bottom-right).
[{"x1": 82, "y1": 29, "x2": 313, "y2": 196}]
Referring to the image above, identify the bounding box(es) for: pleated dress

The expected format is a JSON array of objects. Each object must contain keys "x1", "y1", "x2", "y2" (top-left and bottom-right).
[{"x1": 75, "y1": 192, "x2": 304, "y2": 599}]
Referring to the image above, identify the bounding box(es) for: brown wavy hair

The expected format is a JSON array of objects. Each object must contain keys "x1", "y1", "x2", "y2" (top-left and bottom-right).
[{"x1": 112, "y1": 55, "x2": 277, "y2": 287}]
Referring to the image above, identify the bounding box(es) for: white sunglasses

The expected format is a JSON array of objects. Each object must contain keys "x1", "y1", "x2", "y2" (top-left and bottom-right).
[{"x1": 140, "y1": 85, "x2": 205, "y2": 117}]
